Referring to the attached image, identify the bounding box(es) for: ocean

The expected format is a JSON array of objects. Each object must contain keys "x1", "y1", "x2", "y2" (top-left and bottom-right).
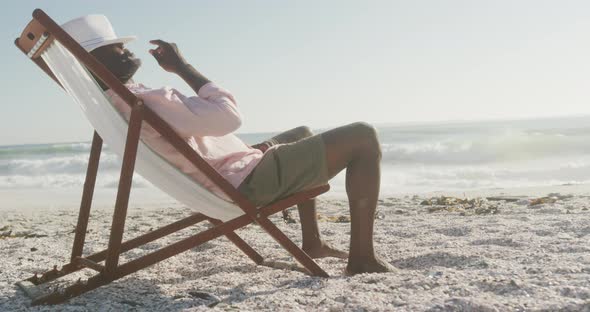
[{"x1": 2, "y1": 116, "x2": 590, "y2": 203}]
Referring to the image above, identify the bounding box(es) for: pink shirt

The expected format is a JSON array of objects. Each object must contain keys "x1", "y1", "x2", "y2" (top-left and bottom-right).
[{"x1": 106, "y1": 82, "x2": 263, "y2": 201}]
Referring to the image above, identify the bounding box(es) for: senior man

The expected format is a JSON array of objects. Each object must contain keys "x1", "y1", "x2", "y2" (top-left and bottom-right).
[{"x1": 62, "y1": 15, "x2": 392, "y2": 275}]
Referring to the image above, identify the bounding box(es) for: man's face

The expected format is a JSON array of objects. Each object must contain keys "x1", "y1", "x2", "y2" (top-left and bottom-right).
[{"x1": 91, "y1": 43, "x2": 142, "y2": 84}]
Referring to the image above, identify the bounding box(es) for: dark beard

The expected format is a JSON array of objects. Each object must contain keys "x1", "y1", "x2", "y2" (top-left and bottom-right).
[
  {"x1": 115, "y1": 57, "x2": 141, "y2": 84},
  {"x1": 93, "y1": 57, "x2": 141, "y2": 90}
]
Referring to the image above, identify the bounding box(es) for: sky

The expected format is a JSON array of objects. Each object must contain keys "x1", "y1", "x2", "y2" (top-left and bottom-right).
[{"x1": 1, "y1": 0, "x2": 590, "y2": 146}]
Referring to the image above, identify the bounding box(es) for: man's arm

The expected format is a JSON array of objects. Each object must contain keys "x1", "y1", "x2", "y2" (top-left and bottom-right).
[
  {"x1": 149, "y1": 39, "x2": 211, "y2": 94},
  {"x1": 177, "y1": 64, "x2": 211, "y2": 95},
  {"x1": 147, "y1": 39, "x2": 241, "y2": 137}
]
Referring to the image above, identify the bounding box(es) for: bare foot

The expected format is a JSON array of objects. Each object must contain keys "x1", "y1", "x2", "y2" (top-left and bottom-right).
[
  {"x1": 345, "y1": 256, "x2": 396, "y2": 275},
  {"x1": 303, "y1": 241, "x2": 348, "y2": 259}
]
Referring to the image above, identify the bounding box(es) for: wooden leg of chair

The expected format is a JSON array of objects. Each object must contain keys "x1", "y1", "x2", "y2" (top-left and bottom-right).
[
  {"x1": 256, "y1": 217, "x2": 329, "y2": 277},
  {"x1": 104, "y1": 105, "x2": 144, "y2": 276},
  {"x1": 114, "y1": 214, "x2": 253, "y2": 278},
  {"x1": 208, "y1": 218, "x2": 264, "y2": 264},
  {"x1": 71, "y1": 131, "x2": 102, "y2": 262}
]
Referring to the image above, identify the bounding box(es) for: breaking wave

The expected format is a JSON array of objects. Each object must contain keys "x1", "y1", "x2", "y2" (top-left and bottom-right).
[
  {"x1": 3, "y1": 116, "x2": 590, "y2": 193},
  {"x1": 0, "y1": 142, "x2": 92, "y2": 158},
  {"x1": 0, "y1": 143, "x2": 152, "y2": 189},
  {"x1": 381, "y1": 128, "x2": 590, "y2": 165}
]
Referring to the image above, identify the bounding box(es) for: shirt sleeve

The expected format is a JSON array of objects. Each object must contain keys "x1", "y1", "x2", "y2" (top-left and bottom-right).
[{"x1": 141, "y1": 82, "x2": 243, "y2": 138}]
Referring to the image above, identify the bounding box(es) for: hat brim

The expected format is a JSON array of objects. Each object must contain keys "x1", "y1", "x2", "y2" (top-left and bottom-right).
[{"x1": 85, "y1": 36, "x2": 137, "y2": 52}]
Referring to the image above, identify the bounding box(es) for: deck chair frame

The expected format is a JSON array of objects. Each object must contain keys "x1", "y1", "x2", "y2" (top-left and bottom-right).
[{"x1": 15, "y1": 9, "x2": 330, "y2": 306}]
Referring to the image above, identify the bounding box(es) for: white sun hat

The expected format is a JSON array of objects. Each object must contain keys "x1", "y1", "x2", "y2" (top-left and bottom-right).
[{"x1": 61, "y1": 14, "x2": 136, "y2": 52}]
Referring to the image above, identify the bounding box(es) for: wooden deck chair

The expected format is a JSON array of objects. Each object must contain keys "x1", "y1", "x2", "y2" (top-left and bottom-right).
[{"x1": 14, "y1": 9, "x2": 330, "y2": 306}]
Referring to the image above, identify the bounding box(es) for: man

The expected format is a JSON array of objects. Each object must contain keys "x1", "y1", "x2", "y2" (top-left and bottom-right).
[{"x1": 62, "y1": 15, "x2": 392, "y2": 275}]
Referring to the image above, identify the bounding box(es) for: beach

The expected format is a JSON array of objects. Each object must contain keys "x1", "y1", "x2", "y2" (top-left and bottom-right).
[
  {"x1": 6, "y1": 1, "x2": 590, "y2": 309},
  {"x1": 1, "y1": 184, "x2": 589, "y2": 311}
]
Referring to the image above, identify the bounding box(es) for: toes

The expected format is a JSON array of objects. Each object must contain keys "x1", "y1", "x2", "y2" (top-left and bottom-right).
[{"x1": 345, "y1": 259, "x2": 397, "y2": 275}]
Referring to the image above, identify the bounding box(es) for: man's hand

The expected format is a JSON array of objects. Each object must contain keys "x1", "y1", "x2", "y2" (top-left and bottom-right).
[
  {"x1": 150, "y1": 39, "x2": 211, "y2": 95},
  {"x1": 149, "y1": 39, "x2": 187, "y2": 73},
  {"x1": 251, "y1": 142, "x2": 274, "y2": 153}
]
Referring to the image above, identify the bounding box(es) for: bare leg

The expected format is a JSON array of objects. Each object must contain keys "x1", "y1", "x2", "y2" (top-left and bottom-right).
[
  {"x1": 297, "y1": 199, "x2": 347, "y2": 259},
  {"x1": 255, "y1": 126, "x2": 347, "y2": 259},
  {"x1": 321, "y1": 122, "x2": 394, "y2": 274}
]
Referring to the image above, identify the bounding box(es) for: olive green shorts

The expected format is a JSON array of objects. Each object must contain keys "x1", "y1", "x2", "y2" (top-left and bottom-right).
[{"x1": 238, "y1": 134, "x2": 330, "y2": 207}]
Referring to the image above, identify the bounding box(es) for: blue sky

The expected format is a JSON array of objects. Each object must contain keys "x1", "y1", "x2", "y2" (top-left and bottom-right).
[{"x1": 2, "y1": 1, "x2": 590, "y2": 145}]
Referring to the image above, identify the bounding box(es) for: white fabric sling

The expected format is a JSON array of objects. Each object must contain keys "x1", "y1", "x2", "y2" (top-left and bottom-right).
[{"x1": 41, "y1": 40, "x2": 244, "y2": 222}]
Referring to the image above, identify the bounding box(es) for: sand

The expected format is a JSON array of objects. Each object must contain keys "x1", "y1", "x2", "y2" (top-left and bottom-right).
[{"x1": 1, "y1": 185, "x2": 590, "y2": 311}]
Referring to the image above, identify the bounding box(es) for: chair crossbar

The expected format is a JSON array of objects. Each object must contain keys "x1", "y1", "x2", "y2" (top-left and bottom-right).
[{"x1": 74, "y1": 257, "x2": 104, "y2": 272}]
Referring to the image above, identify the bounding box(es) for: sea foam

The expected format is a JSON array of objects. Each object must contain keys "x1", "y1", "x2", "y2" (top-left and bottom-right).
[{"x1": 2, "y1": 116, "x2": 590, "y2": 194}]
